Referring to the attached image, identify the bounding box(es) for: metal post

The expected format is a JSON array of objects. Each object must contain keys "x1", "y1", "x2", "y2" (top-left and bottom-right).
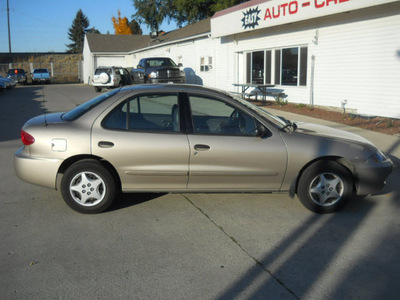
[
  {"x1": 310, "y1": 55, "x2": 315, "y2": 107},
  {"x1": 7, "y1": 0, "x2": 12, "y2": 53}
]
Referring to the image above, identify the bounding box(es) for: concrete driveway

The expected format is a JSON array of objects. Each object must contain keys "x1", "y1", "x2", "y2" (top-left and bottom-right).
[{"x1": 1, "y1": 84, "x2": 399, "y2": 299}]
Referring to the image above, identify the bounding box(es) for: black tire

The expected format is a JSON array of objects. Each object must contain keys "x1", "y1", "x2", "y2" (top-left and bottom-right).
[
  {"x1": 94, "y1": 87, "x2": 102, "y2": 93},
  {"x1": 61, "y1": 160, "x2": 116, "y2": 214},
  {"x1": 297, "y1": 160, "x2": 353, "y2": 213}
]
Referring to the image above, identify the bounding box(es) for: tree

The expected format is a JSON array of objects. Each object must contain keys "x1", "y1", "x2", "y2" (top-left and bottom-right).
[
  {"x1": 132, "y1": 0, "x2": 172, "y2": 32},
  {"x1": 129, "y1": 19, "x2": 143, "y2": 35},
  {"x1": 86, "y1": 27, "x2": 101, "y2": 34},
  {"x1": 66, "y1": 9, "x2": 90, "y2": 53},
  {"x1": 112, "y1": 10, "x2": 133, "y2": 35},
  {"x1": 132, "y1": 0, "x2": 247, "y2": 31}
]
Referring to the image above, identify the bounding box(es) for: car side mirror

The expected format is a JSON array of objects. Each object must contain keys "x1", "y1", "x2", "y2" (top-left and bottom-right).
[
  {"x1": 137, "y1": 65, "x2": 142, "y2": 69},
  {"x1": 255, "y1": 125, "x2": 269, "y2": 138},
  {"x1": 178, "y1": 63, "x2": 183, "y2": 67}
]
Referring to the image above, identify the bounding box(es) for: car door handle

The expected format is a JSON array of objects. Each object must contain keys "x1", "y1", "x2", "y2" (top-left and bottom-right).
[
  {"x1": 194, "y1": 144, "x2": 210, "y2": 151},
  {"x1": 98, "y1": 141, "x2": 114, "y2": 148}
]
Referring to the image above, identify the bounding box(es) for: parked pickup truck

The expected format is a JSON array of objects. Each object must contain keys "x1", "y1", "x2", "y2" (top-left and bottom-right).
[
  {"x1": 131, "y1": 57, "x2": 186, "y2": 84},
  {"x1": 7, "y1": 68, "x2": 28, "y2": 84},
  {"x1": 31, "y1": 68, "x2": 51, "y2": 84}
]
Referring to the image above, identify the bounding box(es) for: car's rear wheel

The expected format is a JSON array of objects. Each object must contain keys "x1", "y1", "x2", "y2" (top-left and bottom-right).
[
  {"x1": 94, "y1": 87, "x2": 102, "y2": 92},
  {"x1": 297, "y1": 160, "x2": 353, "y2": 213},
  {"x1": 61, "y1": 160, "x2": 116, "y2": 214}
]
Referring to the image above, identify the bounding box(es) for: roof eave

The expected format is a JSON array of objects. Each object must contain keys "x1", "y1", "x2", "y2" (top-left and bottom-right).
[
  {"x1": 91, "y1": 51, "x2": 131, "y2": 55},
  {"x1": 129, "y1": 32, "x2": 211, "y2": 54}
]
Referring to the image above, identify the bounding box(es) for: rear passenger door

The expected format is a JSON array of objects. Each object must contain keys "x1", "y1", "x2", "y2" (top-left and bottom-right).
[{"x1": 92, "y1": 93, "x2": 190, "y2": 191}]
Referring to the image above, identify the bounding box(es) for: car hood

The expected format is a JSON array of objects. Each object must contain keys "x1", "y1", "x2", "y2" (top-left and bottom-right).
[
  {"x1": 147, "y1": 66, "x2": 181, "y2": 72},
  {"x1": 294, "y1": 121, "x2": 373, "y2": 146}
]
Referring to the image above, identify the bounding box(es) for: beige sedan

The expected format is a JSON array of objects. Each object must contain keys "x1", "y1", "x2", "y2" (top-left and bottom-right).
[{"x1": 15, "y1": 84, "x2": 393, "y2": 214}]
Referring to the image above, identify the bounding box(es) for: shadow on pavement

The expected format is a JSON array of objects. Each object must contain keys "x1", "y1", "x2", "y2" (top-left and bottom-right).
[
  {"x1": 216, "y1": 195, "x2": 400, "y2": 299},
  {"x1": 108, "y1": 193, "x2": 167, "y2": 212},
  {"x1": 0, "y1": 86, "x2": 47, "y2": 142}
]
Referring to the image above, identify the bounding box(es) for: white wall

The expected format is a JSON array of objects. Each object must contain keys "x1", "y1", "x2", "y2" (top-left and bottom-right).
[
  {"x1": 213, "y1": 2, "x2": 400, "y2": 118},
  {"x1": 82, "y1": 35, "x2": 134, "y2": 84},
  {"x1": 313, "y1": 6, "x2": 400, "y2": 117},
  {"x1": 82, "y1": 36, "x2": 92, "y2": 84},
  {"x1": 130, "y1": 36, "x2": 217, "y2": 87}
]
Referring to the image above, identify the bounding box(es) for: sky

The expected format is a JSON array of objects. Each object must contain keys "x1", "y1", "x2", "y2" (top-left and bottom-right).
[{"x1": 0, "y1": 0, "x2": 178, "y2": 53}]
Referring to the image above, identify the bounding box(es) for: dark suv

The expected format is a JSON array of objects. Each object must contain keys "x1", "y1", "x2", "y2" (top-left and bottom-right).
[
  {"x1": 7, "y1": 69, "x2": 28, "y2": 84},
  {"x1": 131, "y1": 57, "x2": 186, "y2": 84}
]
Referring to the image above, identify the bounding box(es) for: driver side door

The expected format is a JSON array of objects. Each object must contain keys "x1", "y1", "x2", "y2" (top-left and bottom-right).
[{"x1": 186, "y1": 94, "x2": 287, "y2": 191}]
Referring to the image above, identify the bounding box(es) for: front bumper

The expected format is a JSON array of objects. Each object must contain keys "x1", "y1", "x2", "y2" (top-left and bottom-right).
[
  {"x1": 92, "y1": 83, "x2": 117, "y2": 88},
  {"x1": 149, "y1": 78, "x2": 186, "y2": 84},
  {"x1": 354, "y1": 159, "x2": 393, "y2": 195},
  {"x1": 32, "y1": 78, "x2": 50, "y2": 82},
  {"x1": 14, "y1": 147, "x2": 63, "y2": 190},
  {"x1": 9, "y1": 77, "x2": 26, "y2": 83}
]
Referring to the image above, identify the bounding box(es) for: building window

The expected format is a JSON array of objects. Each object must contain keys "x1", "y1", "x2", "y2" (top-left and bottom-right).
[
  {"x1": 246, "y1": 53, "x2": 251, "y2": 82},
  {"x1": 252, "y1": 51, "x2": 264, "y2": 84},
  {"x1": 246, "y1": 46, "x2": 307, "y2": 86},
  {"x1": 282, "y1": 48, "x2": 298, "y2": 86},
  {"x1": 274, "y1": 49, "x2": 281, "y2": 85},
  {"x1": 299, "y1": 47, "x2": 308, "y2": 86},
  {"x1": 200, "y1": 56, "x2": 213, "y2": 72}
]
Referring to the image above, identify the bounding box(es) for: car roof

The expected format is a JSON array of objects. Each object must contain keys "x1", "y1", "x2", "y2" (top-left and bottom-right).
[
  {"x1": 97, "y1": 66, "x2": 123, "y2": 69},
  {"x1": 119, "y1": 84, "x2": 229, "y2": 97}
]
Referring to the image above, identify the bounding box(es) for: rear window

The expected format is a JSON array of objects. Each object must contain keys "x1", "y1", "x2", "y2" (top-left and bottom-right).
[
  {"x1": 33, "y1": 69, "x2": 49, "y2": 73},
  {"x1": 95, "y1": 68, "x2": 112, "y2": 75},
  {"x1": 62, "y1": 89, "x2": 120, "y2": 121},
  {"x1": 8, "y1": 69, "x2": 25, "y2": 75}
]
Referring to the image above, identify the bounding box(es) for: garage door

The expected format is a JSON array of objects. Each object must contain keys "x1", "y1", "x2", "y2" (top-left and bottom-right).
[{"x1": 95, "y1": 56, "x2": 126, "y2": 68}]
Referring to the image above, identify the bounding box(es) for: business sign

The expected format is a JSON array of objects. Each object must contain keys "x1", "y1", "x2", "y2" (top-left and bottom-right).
[{"x1": 211, "y1": 0, "x2": 398, "y2": 37}]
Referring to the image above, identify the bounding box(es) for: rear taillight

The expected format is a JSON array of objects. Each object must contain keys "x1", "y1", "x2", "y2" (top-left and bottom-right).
[{"x1": 21, "y1": 130, "x2": 35, "y2": 145}]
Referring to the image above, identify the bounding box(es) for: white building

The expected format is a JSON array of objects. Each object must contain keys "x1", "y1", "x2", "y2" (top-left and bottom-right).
[{"x1": 82, "y1": 0, "x2": 400, "y2": 119}]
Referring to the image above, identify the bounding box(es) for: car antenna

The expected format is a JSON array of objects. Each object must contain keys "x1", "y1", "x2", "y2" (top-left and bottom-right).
[{"x1": 42, "y1": 86, "x2": 48, "y2": 126}]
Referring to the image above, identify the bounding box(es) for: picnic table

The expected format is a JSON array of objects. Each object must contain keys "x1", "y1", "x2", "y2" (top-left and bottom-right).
[{"x1": 232, "y1": 83, "x2": 276, "y2": 101}]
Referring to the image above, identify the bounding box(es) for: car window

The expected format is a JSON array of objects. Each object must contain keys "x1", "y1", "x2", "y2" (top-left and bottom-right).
[
  {"x1": 102, "y1": 94, "x2": 180, "y2": 132},
  {"x1": 146, "y1": 58, "x2": 176, "y2": 67},
  {"x1": 95, "y1": 68, "x2": 112, "y2": 75},
  {"x1": 189, "y1": 95, "x2": 258, "y2": 136},
  {"x1": 62, "y1": 89, "x2": 120, "y2": 121}
]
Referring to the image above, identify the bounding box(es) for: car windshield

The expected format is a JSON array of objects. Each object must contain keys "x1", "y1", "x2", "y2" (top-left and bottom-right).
[
  {"x1": 62, "y1": 89, "x2": 120, "y2": 121},
  {"x1": 146, "y1": 58, "x2": 176, "y2": 67},
  {"x1": 227, "y1": 93, "x2": 288, "y2": 128}
]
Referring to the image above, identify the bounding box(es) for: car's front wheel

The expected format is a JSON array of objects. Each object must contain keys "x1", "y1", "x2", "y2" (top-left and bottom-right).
[
  {"x1": 61, "y1": 160, "x2": 116, "y2": 214},
  {"x1": 297, "y1": 160, "x2": 353, "y2": 213}
]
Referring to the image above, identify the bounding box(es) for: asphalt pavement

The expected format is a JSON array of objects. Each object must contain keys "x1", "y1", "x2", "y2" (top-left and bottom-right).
[{"x1": 0, "y1": 84, "x2": 399, "y2": 299}]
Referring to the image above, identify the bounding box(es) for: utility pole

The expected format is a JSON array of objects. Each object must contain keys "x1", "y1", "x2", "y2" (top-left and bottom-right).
[{"x1": 7, "y1": 0, "x2": 12, "y2": 53}]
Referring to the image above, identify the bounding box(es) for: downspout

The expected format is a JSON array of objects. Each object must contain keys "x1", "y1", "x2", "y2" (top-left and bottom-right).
[{"x1": 310, "y1": 55, "x2": 315, "y2": 107}]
